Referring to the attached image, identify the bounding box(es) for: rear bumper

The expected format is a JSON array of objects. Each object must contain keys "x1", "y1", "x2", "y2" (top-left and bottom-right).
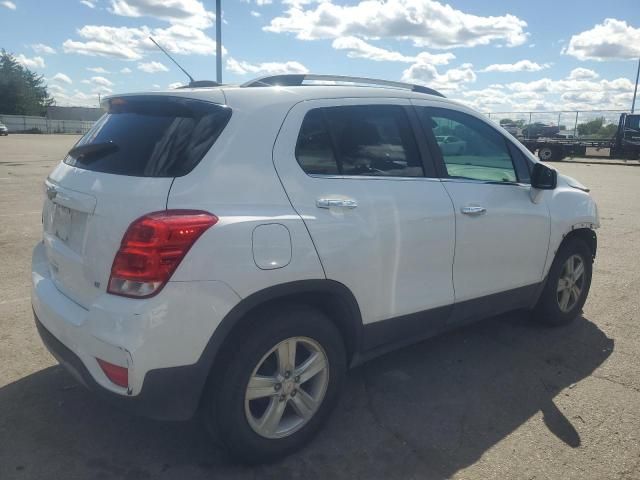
[
  {"x1": 31, "y1": 241, "x2": 241, "y2": 420},
  {"x1": 34, "y1": 312, "x2": 205, "y2": 420}
]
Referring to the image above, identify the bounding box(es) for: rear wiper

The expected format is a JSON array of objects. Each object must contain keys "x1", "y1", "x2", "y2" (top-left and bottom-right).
[{"x1": 68, "y1": 141, "x2": 119, "y2": 162}]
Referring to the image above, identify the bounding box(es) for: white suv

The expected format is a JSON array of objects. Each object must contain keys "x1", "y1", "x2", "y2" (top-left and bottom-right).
[{"x1": 32, "y1": 74, "x2": 598, "y2": 462}]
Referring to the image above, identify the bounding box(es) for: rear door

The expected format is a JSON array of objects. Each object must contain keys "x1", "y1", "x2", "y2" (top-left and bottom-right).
[
  {"x1": 273, "y1": 98, "x2": 455, "y2": 337},
  {"x1": 42, "y1": 95, "x2": 231, "y2": 308},
  {"x1": 412, "y1": 101, "x2": 550, "y2": 307}
]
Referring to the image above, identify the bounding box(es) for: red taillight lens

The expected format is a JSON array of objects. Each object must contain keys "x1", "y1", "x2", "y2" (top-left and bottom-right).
[
  {"x1": 96, "y1": 358, "x2": 128, "y2": 388},
  {"x1": 108, "y1": 210, "x2": 217, "y2": 298}
]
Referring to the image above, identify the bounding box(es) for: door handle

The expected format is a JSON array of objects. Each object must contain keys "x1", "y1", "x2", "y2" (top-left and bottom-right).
[
  {"x1": 316, "y1": 198, "x2": 358, "y2": 209},
  {"x1": 461, "y1": 205, "x2": 487, "y2": 215}
]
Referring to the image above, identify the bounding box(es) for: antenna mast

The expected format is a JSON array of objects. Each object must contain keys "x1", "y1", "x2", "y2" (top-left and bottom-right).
[{"x1": 148, "y1": 36, "x2": 195, "y2": 85}]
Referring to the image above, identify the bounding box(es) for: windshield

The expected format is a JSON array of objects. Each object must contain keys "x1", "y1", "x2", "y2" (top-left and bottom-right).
[{"x1": 64, "y1": 95, "x2": 231, "y2": 177}]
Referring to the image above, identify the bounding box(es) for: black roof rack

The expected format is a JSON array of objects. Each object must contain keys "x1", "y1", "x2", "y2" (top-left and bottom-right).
[{"x1": 241, "y1": 74, "x2": 445, "y2": 98}]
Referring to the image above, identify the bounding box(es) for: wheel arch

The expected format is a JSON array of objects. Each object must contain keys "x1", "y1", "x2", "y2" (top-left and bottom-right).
[
  {"x1": 559, "y1": 227, "x2": 597, "y2": 262},
  {"x1": 195, "y1": 280, "x2": 364, "y2": 402}
]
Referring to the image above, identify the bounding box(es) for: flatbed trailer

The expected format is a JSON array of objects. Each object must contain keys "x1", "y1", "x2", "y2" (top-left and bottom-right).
[{"x1": 518, "y1": 113, "x2": 640, "y2": 161}]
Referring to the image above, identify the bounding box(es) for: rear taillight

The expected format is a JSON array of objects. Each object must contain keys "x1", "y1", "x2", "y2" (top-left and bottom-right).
[{"x1": 108, "y1": 210, "x2": 217, "y2": 298}]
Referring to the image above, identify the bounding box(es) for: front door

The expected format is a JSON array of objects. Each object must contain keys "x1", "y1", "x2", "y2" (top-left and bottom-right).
[{"x1": 413, "y1": 102, "x2": 551, "y2": 306}]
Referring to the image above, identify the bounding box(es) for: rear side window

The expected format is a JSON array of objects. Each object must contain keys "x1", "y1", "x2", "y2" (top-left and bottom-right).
[
  {"x1": 295, "y1": 105, "x2": 423, "y2": 178},
  {"x1": 295, "y1": 109, "x2": 339, "y2": 175},
  {"x1": 64, "y1": 96, "x2": 231, "y2": 177}
]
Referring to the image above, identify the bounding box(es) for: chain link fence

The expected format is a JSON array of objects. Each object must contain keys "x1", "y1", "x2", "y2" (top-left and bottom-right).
[
  {"x1": 484, "y1": 110, "x2": 628, "y2": 139},
  {"x1": 0, "y1": 114, "x2": 94, "y2": 135},
  {"x1": 0, "y1": 109, "x2": 631, "y2": 138}
]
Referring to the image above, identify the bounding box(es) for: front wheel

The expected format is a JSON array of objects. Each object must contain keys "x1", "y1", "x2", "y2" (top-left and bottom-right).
[
  {"x1": 203, "y1": 305, "x2": 347, "y2": 464},
  {"x1": 533, "y1": 238, "x2": 593, "y2": 326}
]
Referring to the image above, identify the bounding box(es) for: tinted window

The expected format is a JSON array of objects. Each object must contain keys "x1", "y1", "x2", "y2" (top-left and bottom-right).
[
  {"x1": 507, "y1": 143, "x2": 532, "y2": 183},
  {"x1": 324, "y1": 105, "x2": 423, "y2": 177},
  {"x1": 296, "y1": 109, "x2": 339, "y2": 175},
  {"x1": 64, "y1": 96, "x2": 231, "y2": 177},
  {"x1": 420, "y1": 108, "x2": 517, "y2": 183}
]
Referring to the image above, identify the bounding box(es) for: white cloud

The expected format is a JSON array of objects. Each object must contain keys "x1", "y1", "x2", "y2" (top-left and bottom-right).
[
  {"x1": 481, "y1": 60, "x2": 550, "y2": 73},
  {"x1": 226, "y1": 57, "x2": 309, "y2": 76},
  {"x1": 168, "y1": 81, "x2": 184, "y2": 89},
  {"x1": 256, "y1": 0, "x2": 272, "y2": 4},
  {"x1": 332, "y1": 36, "x2": 455, "y2": 64},
  {"x1": 250, "y1": 10, "x2": 261, "y2": 17},
  {"x1": 63, "y1": 24, "x2": 223, "y2": 60},
  {"x1": 51, "y1": 73, "x2": 73, "y2": 84},
  {"x1": 109, "y1": 0, "x2": 214, "y2": 28},
  {"x1": 120, "y1": 67, "x2": 132, "y2": 73},
  {"x1": 48, "y1": 84, "x2": 67, "y2": 95},
  {"x1": 265, "y1": 0, "x2": 528, "y2": 49},
  {"x1": 460, "y1": 68, "x2": 636, "y2": 113},
  {"x1": 82, "y1": 76, "x2": 114, "y2": 87},
  {"x1": 151, "y1": 83, "x2": 162, "y2": 89},
  {"x1": 87, "y1": 67, "x2": 110, "y2": 74},
  {"x1": 1, "y1": 1, "x2": 16, "y2": 10},
  {"x1": 567, "y1": 68, "x2": 599, "y2": 80},
  {"x1": 51, "y1": 89, "x2": 101, "y2": 107},
  {"x1": 401, "y1": 61, "x2": 476, "y2": 92},
  {"x1": 80, "y1": 0, "x2": 96, "y2": 7},
  {"x1": 31, "y1": 43, "x2": 56, "y2": 55},
  {"x1": 564, "y1": 19, "x2": 640, "y2": 61},
  {"x1": 138, "y1": 61, "x2": 169, "y2": 73},
  {"x1": 15, "y1": 54, "x2": 45, "y2": 69}
]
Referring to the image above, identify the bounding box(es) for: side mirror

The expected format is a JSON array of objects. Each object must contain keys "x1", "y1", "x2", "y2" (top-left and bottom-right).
[{"x1": 531, "y1": 162, "x2": 557, "y2": 190}]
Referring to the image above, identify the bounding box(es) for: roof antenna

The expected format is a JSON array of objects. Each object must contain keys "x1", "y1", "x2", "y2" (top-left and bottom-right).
[{"x1": 148, "y1": 36, "x2": 195, "y2": 86}]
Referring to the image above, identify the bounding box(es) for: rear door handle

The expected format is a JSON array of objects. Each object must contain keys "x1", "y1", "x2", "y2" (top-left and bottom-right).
[
  {"x1": 461, "y1": 205, "x2": 486, "y2": 215},
  {"x1": 316, "y1": 198, "x2": 358, "y2": 209}
]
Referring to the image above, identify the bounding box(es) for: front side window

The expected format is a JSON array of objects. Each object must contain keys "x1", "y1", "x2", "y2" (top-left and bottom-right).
[
  {"x1": 295, "y1": 105, "x2": 424, "y2": 178},
  {"x1": 419, "y1": 108, "x2": 518, "y2": 183}
]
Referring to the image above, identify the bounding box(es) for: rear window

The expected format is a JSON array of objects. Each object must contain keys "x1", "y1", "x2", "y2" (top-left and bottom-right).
[{"x1": 64, "y1": 96, "x2": 231, "y2": 177}]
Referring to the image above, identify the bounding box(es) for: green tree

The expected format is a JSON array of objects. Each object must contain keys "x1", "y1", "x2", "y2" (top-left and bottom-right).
[
  {"x1": 0, "y1": 50, "x2": 53, "y2": 115},
  {"x1": 577, "y1": 117, "x2": 604, "y2": 136},
  {"x1": 577, "y1": 117, "x2": 618, "y2": 138}
]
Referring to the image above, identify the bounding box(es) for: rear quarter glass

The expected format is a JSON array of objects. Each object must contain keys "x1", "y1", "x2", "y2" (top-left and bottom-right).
[{"x1": 64, "y1": 96, "x2": 231, "y2": 177}]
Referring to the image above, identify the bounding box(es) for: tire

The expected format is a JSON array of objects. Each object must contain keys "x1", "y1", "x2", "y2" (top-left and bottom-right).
[
  {"x1": 538, "y1": 146, "x2": 554, "y2": 161},
  {"x1": 533, "y1": 238, "x2": 593, "y2": 326},
  {"x1": 203, "y1": 304, "x2": 347, "y2": 464}
]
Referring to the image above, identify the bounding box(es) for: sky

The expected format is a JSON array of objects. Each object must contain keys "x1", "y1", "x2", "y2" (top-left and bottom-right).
[{"x1": 1, "y1": 0, "x2": 639, "y2": 119}]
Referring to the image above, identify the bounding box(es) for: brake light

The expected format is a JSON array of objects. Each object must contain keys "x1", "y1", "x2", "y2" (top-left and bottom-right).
[{"x1": 108, "y1": 210, "x2": 217, "y2": 298}]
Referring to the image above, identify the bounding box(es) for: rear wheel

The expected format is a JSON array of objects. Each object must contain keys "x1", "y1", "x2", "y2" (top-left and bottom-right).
[
  {"x1": 538, "y1": 146, "x2": 563, "y2": 161},
  {"x1": 533, "y1": 239, "x2": 592, "y2": 326},
  {"x1": 203, "y1": 305, "x2": 347, "y2": 464}
]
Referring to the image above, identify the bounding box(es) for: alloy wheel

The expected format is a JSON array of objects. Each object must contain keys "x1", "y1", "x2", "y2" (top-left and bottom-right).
[
  {"x1": 556, "y1": 254, "x2": 586, "y2": 313},
  {"x1": 244, "y1": 336, "x2": 329, "y2": 439}
]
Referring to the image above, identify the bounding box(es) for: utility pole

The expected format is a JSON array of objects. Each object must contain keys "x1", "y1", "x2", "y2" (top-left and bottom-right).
[
  {"x1": 216, "y1": 0, "x2": 222, "y2": 84},
  {"x1": 632, "y1": 56, "x2": 640, "y2": 114}
]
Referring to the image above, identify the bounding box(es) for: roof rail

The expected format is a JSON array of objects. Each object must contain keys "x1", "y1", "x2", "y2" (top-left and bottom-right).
[{"x1": 241, "y1": 74, "x2": 445, "y2": 98}]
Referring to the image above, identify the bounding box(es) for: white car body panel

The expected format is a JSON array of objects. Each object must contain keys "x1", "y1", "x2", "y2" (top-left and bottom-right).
[
  {"x1": 32, "y1": 242, "x2": 240, "y2": 395},
  {"x1": 167, "y1": 88, "x2": 326, "y2": 296},
  {"x1": 45, "y1": 164, "x2": 174, "y2": 308},
  {"x1": 542, "y1": 174, "x2": 599, "y2": 277},
  {"x1": 272, "y1": 97, "x2": 456, "y2": 324}
]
